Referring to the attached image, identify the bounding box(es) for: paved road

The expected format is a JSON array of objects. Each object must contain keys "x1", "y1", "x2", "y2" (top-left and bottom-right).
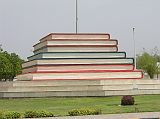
[{"x1": 39, "y1": 112, "x2": 160, "y2": 119}]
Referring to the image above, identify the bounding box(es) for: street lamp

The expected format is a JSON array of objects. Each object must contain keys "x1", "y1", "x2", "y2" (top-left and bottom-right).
[{"x1": 133, "y1": 27, "x2": 136, "y2": 69}]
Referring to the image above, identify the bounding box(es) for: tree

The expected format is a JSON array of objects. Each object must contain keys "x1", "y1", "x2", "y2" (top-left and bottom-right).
[
  {"x1": 152, "y1": 46, "x2": 160, "y2": 62},
  {"x1": 151, "y1": 47, "x2": 160, "y2": 79},
  {"x1": 10, "y1": 53, "x2": 24, "y2": 76},
  {"x1": 137, "y1": 52, "x2": 157, "y2": 79},
  {"x1": 0, "y1": 53, "x2": 14, "y2": 81},
  {"x1": 0, "y1": 50, "x2": 24, "y2": 81}
]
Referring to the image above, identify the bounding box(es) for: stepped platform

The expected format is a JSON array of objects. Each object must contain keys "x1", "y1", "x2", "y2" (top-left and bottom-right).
[
  {"x1": 33, "y1": 45, "x2": 118, "y2": 53},
  {"x1": 22, "y1": 64, "x2": 134, "y2": 74},
  {"x1": 22, "y1": 58, "x2": 134, "y2": 68},
  {"x1": 18, "y1": 33, "x2": 143, "y2": 81},
  {"x1": 4, "y1": 33, "x2": 147, "y2": 97},
  {"x1": 39, "y1": 33, "x2": 110, "y2": 42},
  {"x1": 33, "y1": 39, "x2": 118, "y2": 51},
  {"x1": 18, "y1": 71, "x2": 142, "y2": 81},
  {"x1": 0, "y1": 80, "x2": 160, "y2": 98},
  {"x1": 27, "y1": 52, "x2": 126, "y2": 61}
]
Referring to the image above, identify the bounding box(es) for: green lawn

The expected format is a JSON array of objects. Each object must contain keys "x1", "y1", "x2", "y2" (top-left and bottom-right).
[{"x1": 0, "y1": 95, "x2": 160, "y2": 116}]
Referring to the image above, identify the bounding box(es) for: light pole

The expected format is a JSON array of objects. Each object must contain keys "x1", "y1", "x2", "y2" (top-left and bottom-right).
[{"x1": 133, "y1": 27, "x2": 136, "y2": 69}]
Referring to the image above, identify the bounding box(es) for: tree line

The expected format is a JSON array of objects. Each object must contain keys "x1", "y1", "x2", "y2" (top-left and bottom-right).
[{"x1": 0, "y1": 48, "x2": 24, "y2": 81}]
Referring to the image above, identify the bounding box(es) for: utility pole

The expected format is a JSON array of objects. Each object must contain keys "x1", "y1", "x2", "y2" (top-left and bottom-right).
[
  {"x1": 75, "y1": 0, "x2": 78, "y2": 33},
  {"x1": 133, "y1": 27, "x2": 136, "y2": 69}
]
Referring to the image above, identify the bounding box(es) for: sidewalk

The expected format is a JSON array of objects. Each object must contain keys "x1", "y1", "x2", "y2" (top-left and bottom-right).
[{"x1": 47, "y1": 112, "x2": 160, "y2": 119}]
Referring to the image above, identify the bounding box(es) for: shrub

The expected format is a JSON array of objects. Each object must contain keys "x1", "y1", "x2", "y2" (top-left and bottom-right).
[
  {"x1": 121, "y1": 95, "x2": 135, "y2": 106},
  {"x1": 24, "y1": 111, "x2": 38, "y2": 118},
  {"x1": 24, "y1": 110, "x2": 54, "y2": 118},
  {"x1": 68, "y1": 108, "x2": 101, "y2": 116},
  {"x1": 137, "y1": 52, "x2": 157, "y2": 79},
  {"x1": 0, "y1": 111, "x2": 5, "y2": 119},
  {"x1": 36, "y1": 110, "x2": 54, "y2": 117},
  {"x1": 4, "y1": 112, "x2": 21, "y2": 119},
  {"x1": 0, "y1": 111, "x2": 21, "y2": 119}
]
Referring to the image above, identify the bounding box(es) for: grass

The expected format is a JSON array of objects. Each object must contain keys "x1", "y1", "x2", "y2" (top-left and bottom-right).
[{"x1": 0, "y1": 95, "x2": 160, "y2": 116}]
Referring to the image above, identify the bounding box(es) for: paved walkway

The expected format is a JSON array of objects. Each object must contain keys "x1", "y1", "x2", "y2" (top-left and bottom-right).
[{"x1": 46, "y1": 112, "x2": 160, "y2": 119}]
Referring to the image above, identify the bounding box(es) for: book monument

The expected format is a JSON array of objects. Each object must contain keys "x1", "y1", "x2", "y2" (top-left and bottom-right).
[
  {"x1": 17, "y1": 33, "x2": 143, "y2": 81},
  {"x1": 5, "y1": 32, "x2": 149, "y2": 98}
]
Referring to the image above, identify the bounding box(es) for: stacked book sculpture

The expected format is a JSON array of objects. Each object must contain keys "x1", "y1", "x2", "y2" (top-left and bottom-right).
[{"x1": 17, "y1": 33, "x2": 143, "y2": 81}]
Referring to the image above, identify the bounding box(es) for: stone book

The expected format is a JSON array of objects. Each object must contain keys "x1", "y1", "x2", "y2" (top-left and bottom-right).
[
  {"x1": 22, "y1": 58, "x2": 134, "y2": 68},
  {"x1": 33, "y1": 45, "x2": 118, "y2": 54},
  {"x1": 17, "y1": 33, "x2": 143, "y2": 81},
  {"x1": 39, "y1": 33, "x2": 110, "y2": 42},
  {"x1": 27, "y1": 52, "x2": 126, "y2": 61},
  {"x1": 34, "y1": 39, "x2": 117, "y2": 51},
  {"x1": 22, "y1": 64, "x2": 134, "y2": 74},
  {"x1": 17, "y1": 71, "x2": 143, "y2": 81}
]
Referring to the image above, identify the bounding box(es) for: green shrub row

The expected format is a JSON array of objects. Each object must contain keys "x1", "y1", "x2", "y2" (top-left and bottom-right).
[
  {"x1": 0, "y1": 110, "x2": 54, "y2": 119},
  {"x1": 0, "y1": 108, "x2": 101, "y2": 118},
  {"x1": 0, "y1": 111, "x2": 21, "y2": 119},
  {"x1": 68, "y1": 108, "x2": 102, "y2": 116},
  {"x1": 24, "y1": 110, "x2": 54, "y2": 118}
]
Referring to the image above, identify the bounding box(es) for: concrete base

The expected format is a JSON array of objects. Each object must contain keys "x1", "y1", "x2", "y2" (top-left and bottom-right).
[{"x1": 0, "y1": 79, "x2": 160, "y2": 98}]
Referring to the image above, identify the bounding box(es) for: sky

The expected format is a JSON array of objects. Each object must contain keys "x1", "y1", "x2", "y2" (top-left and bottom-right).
[{"x1": 0, "y1": 0, "x2": 160, "y2": 60}]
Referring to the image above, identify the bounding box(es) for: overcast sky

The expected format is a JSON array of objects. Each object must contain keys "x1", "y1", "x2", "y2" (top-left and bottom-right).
[{"x1": 0, "y1": 0, "x2": 160, "y2": 59}]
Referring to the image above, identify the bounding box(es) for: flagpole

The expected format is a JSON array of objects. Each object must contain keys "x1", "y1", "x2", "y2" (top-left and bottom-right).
[{"x1": 76, "y1": 0, "x2": 78, "y2": 33}]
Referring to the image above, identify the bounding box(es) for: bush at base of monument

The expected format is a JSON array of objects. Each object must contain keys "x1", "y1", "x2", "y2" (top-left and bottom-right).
[
  {"x1": 24, "y1": 110, "x2": 54, "y2": 118},
  {"x1": 0, "y1": 111, "x2": 21, "y2": 119},
  {"x1": 68, "y1": 108, "x2": 101, "y2": 116},
  {"x1": 121, "y1": 95, "x2": 135, "y2": 106}
]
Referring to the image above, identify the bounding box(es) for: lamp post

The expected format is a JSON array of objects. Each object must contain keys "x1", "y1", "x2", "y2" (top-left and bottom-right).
[
  {"x1": 133, "y1": 27, "x2": 136, "y2": 69},
  {"x1": 132, "y1": 27, "x2": 138, "y2": 92}
]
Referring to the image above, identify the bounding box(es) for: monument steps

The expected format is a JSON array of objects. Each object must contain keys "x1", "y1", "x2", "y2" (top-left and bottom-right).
[
  {"x1": 11, "y1": 80, "x2": 160, "y2": 86},
  {"x1": 17, "y1": 71, "x2": 143, "y2": 81},
  {"x1": 34, "y1": 39, "x2": 118, "y2": 51},
  {"x1": 1, "y1": 80, "x2": 160, "y2": 98},
  {"x1": 1, "y1": 91, "x2": 106, "y2": 97},
  {"x1": 33, "y1": 45, "x2": 118, "y2": 54},
  {"x1": 15, "y1": 33, "x2": 144, "y2": 98},
  {"x1": 0, "y1": 79, "x2": 160, "y2": 98},
  {"x1": 1, "y1": 90, "x2": 160, "y2": 98},
  {"x1": 22, "y1": 64, "x2": 134, "y2": 74},
  {"x1": 13, "y1": 80, "x2": 102, "y2": 86},
  {"x1": 39, "y1": 33, "x2": 110, "y2": 42},
  {"x1": 0, "y1": 32, "x2": 158, "y2": 98},
  {"x1": 22, "y1": 58, "x2": 134, "y2": 68},
  {"x1": 4, "y1": 84, "x2": 160, "y2": 92},
  {"x1": 5, "y1": 85, "x2": 104, "y2": 92},
  {"x1": 22, "y1": 70, "x2": 138, "y2": 73},
  {"x1": 28, "y1": 52, "x2": 126, "y2": 61}
]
